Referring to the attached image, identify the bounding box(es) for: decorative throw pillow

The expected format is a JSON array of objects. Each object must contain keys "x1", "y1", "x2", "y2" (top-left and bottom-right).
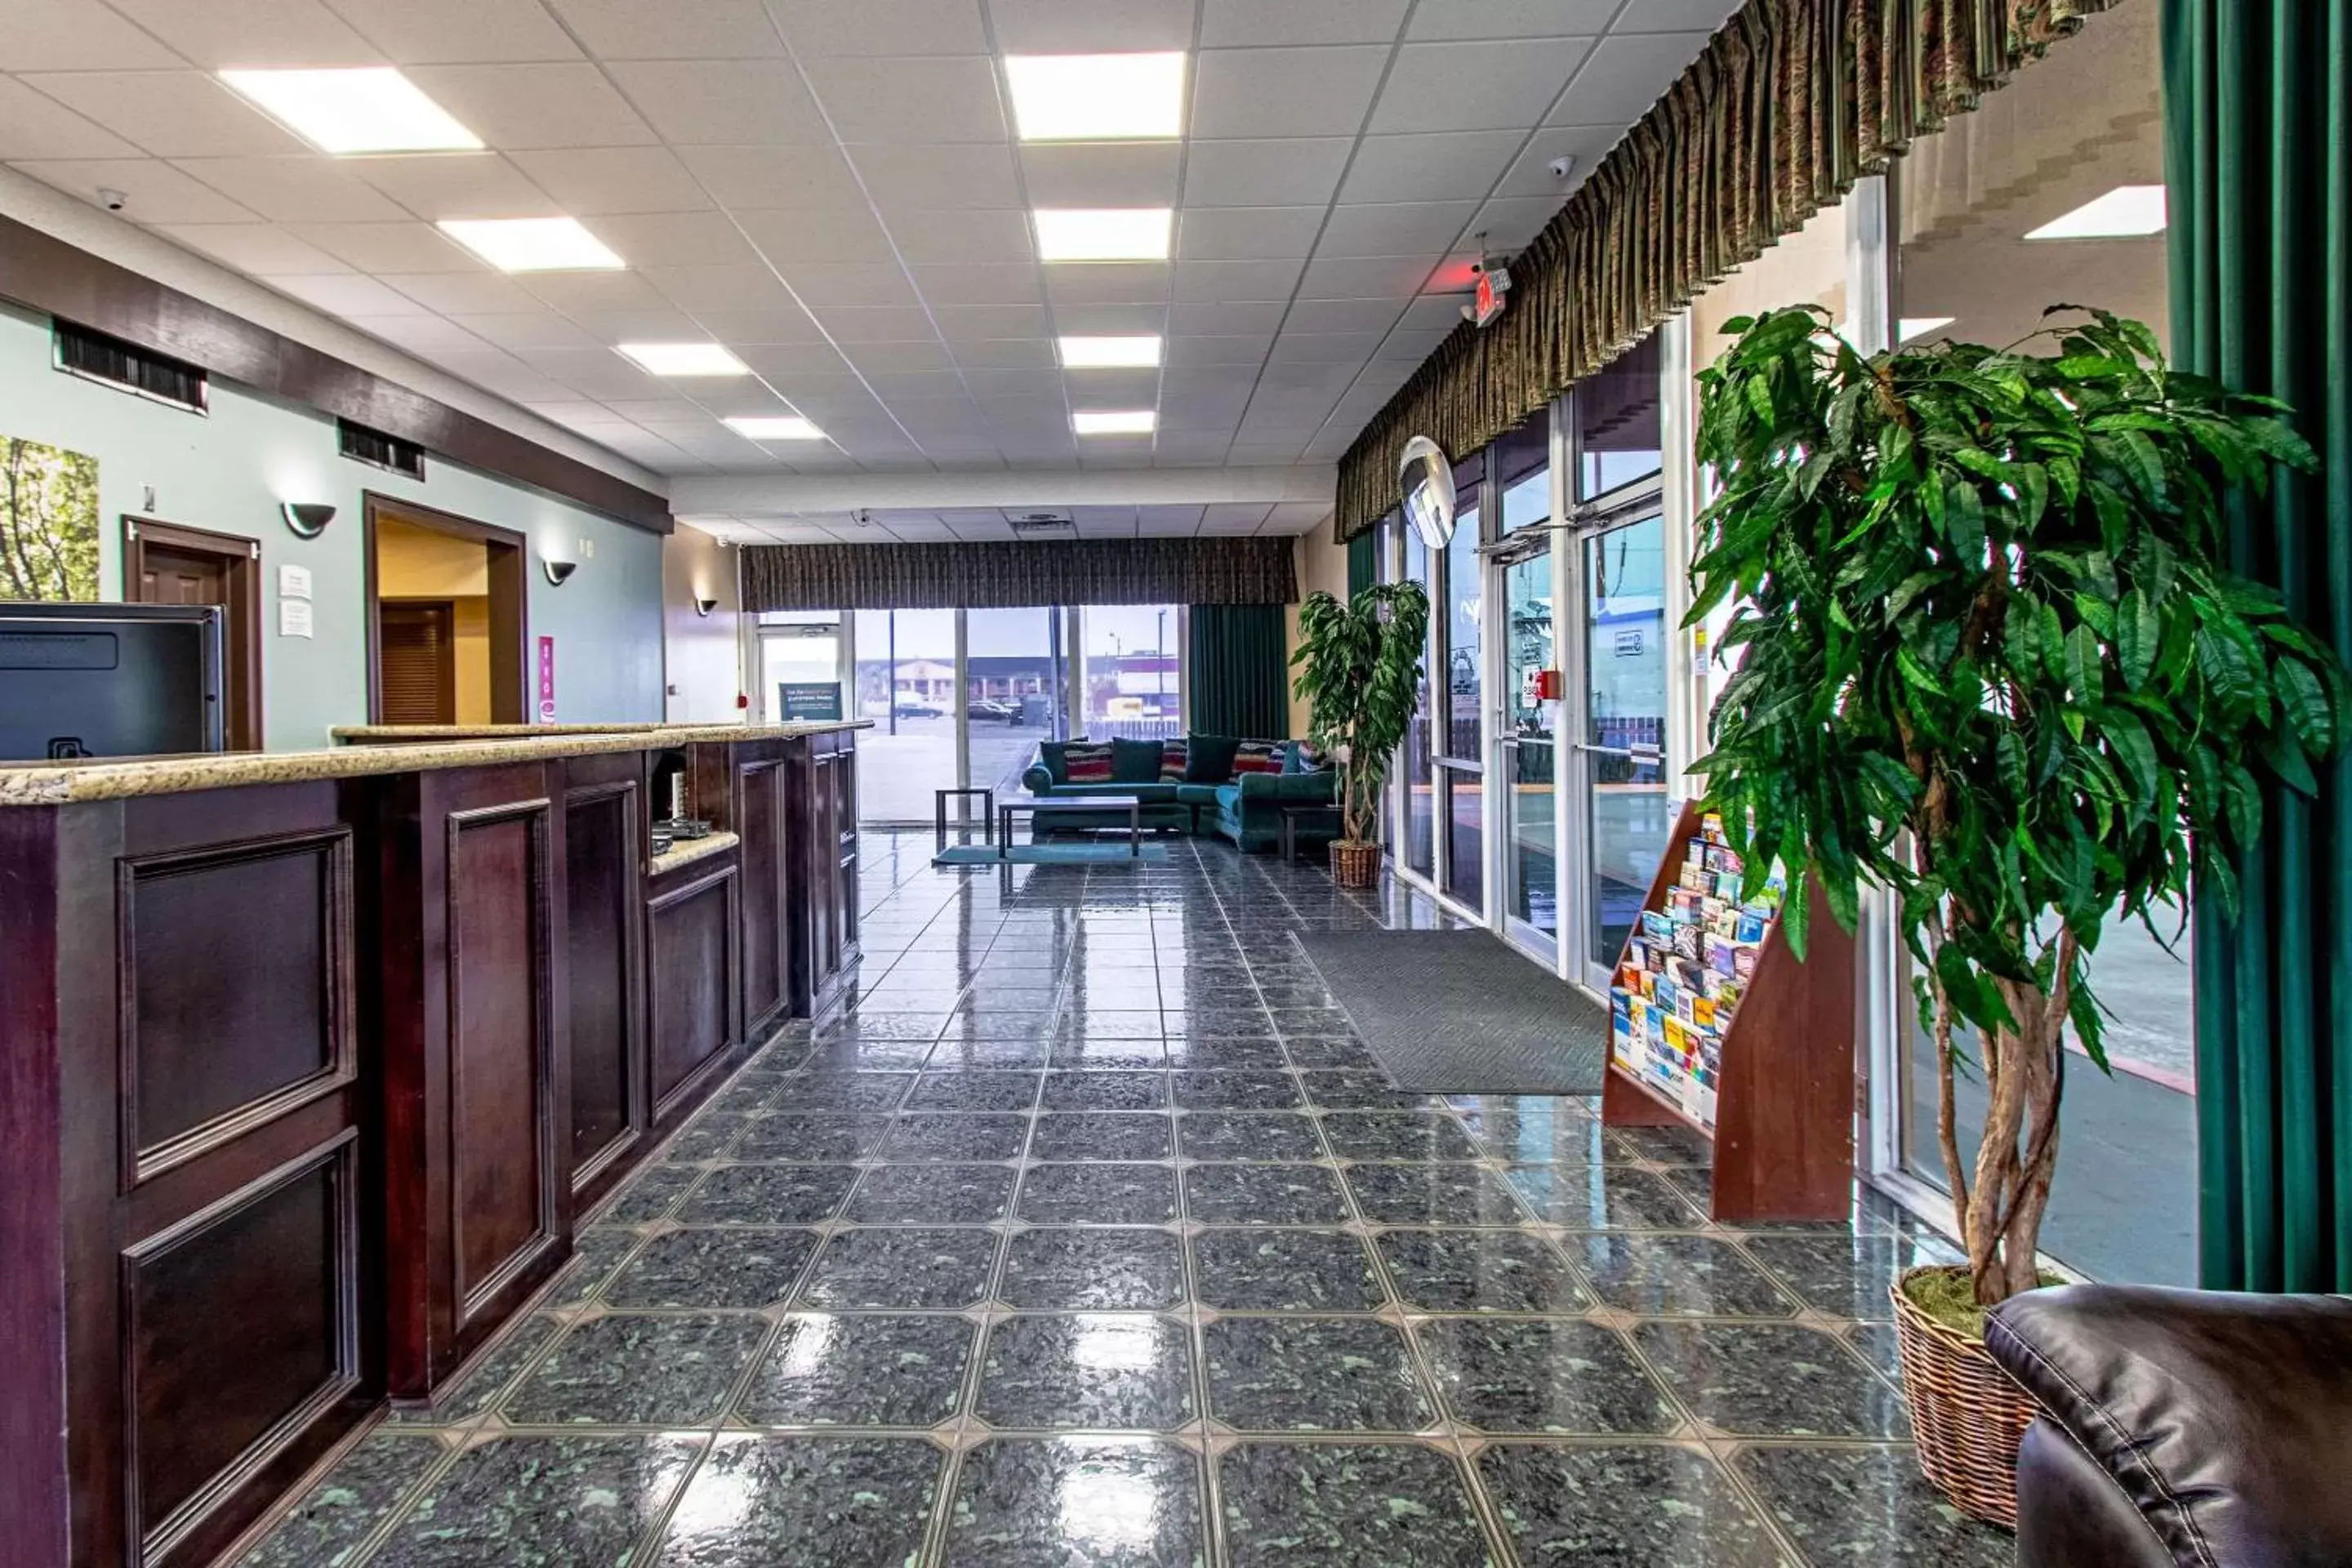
[
  {"x1": 1288, "y1": 742, "x2": 1331, "y2": 773},
  {"x1": 1062, "y1": 741, "x2": 1114, "y2": 782},
  {"x1": 1230, "y1": 740, "x2": 1285, "y2": 776},
  {"x1": 1185, "y1": 733, "x2": 1243, "y2": 783},
  {"x1": 1110, "y1": 736, "x2": 1164, "y2": 783},
  {"x1": 1159, "y1": 737, "x2": 1190, "y2": 782}
]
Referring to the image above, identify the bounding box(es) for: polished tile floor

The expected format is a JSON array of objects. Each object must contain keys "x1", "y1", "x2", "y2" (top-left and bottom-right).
[{"x1": 238, "y1": 832, "x2": 2010, "y2": 1568}]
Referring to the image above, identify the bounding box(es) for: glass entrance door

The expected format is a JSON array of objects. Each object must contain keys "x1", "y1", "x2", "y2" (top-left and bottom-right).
[
  {"x1": 1499, "y1": 547, "x2": 1559, "y2": 958},
  {"x1": 1571, "y1": 514, "x2": 1670, "y2": 989},
  {"x1": 966, "y1": 608, "x2": 1067, "y2": 800}
]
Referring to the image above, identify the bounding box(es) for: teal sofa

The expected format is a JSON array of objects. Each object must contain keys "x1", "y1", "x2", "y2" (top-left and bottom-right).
[{"x1": 1020, "y1": 733, "x2": 1339, "y2": 853}]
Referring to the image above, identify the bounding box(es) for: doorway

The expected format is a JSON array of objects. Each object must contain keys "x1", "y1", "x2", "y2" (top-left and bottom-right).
[
  {"x1": 1498, "y1": 544, "x2": 1558, "y2": 959},
  {"x1": 1567, "y1": 512, "x2": 1670, "y2": 991},
  {"x1": 119, "y1": 515, "x2": 264, "y2": 750},
  {"x1": 363, "y1": 493, "x2": 526, "y2": 726}
]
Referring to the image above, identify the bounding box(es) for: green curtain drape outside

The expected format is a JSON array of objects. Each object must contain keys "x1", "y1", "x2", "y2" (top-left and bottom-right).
[
  {"x1": 1346, "y1": 532, "x2": 1376, "y2": 600},
  {"x1": 1187, "y1": 604, "x2": 1291, "y2": 739},
  {"x1": 2167, "y1": 0, "x2": 2352, "y2": 1292}
]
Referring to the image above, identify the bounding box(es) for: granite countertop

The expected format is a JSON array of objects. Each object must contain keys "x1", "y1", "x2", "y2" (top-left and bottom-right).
[
  {"x1": 648, "y1": 830, "x2": 740, "y2": 874},
  {"x1": 0, "y1": 721, "x2": 872, "y2": 806}
]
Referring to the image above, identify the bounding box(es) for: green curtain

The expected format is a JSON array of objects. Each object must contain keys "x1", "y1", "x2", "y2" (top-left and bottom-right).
[
  {"x1": 2168, "y1": 0, "x2": 2352, "y2": 1292},
  {"x1": 740, "y1": 537, "x2": 1297, "y2": 611},
  {"x1": 1188, "y1": 604, "x2": 1290, "y2": 738},
  {"x1": 1346, "y1": 532, "x2": 1376, "y2": 600}
]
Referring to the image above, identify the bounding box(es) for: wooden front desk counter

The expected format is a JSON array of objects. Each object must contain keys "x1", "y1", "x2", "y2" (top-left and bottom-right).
[{"x1": 0, "y1": 722, "x2": 862, "y2": 1568}]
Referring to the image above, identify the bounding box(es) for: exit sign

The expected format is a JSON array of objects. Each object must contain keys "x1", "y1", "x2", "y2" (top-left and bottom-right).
[{"x1": 1473, "y1": 265, "x2": 1510, "y2": 327}]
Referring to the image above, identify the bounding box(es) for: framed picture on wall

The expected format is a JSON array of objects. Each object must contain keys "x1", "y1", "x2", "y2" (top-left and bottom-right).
[{"x1": 0, "y1": 435, "x2": 100, "y2": 601}]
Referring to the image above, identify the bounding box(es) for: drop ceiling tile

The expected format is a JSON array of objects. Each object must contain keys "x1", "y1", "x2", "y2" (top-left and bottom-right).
[
  {"x1": 804, "y1": 56, "x2": 1007, "y2": 144},
  {"x1": 1374, "y1": 324, "x2": 1456, "y2": 359},
  {"x1": 676, "y1": 145, "x2": 865, "y2": 208},
  {"x1": 1266, "y1": 501, "x2": 1331, "y2": 531},
  {"x1": 421, "y1": 347, "x2": 579, "y2": 403},
  {"x1": 104, "y1": 0, "x2": 381, "y2": 68},
  {"x1": 1163, "y1": 334, "x2": 1272, "y2": 367},
  {"x1": 171, "y1": 158, "x2": 412, "y2": 223},
  {"x1": 511, "y1": 346, "x2": 671, "y2": 398},
  {"x1": 852, "y1": 144, "x2": 1022, "y2": 211},
  {"x1": 1138, "y1": 502, "x2": 1206, "y2": 530},
  {"x1": 0, "y1": 1, "x2": 185, "y2": 72},
  {"x1": 777, "y1": 261, "x2": 922, "y2": 309},
  {"x1": 1063, "y1": 366, "x2": 1160, "y2": 403},
  {"x1": 947, "y1": 338, "x2": 1052, "y2": 369},
  {"x1": 350, "y1": 154, "x2": 565, "y2": 220},
  {"x1": 959, "y1": 367, "x2": 1065, "y2": 399},
  {"x1": 0, "y1": 79, "x2": 142, "y2": 160},
  {"x1": 861, "y1": 368, "x2": 969, "y2": 400},
  {"x1": 644, "y1": 263, "x2": 800, "y2": 313},
  {"x1": 604, "y1": 61, "x2": 829, "y2": 145},
  {"x1": 1268, "y1": 328, "x2": 1384, "y2": 360},
  {"x1": 383, "y1": 270, "x2": 546, "y2": 312},
  {"x1": 11, "y1": 158, "x2": 261, "y2": 224},
  {"x1": 542, "y1": 0, "x2": 786, "y2": 58},
  {"x1": 1467, "y1": 194, "x2": 1564, "y2": 251},
  {"x1": 513, "y1": 270, "x2": 674, "y2": 312},
  {"x1": 1314, "y1": 200, "x2": 1479, "y2": 257},
  {"x1": 1396, "y1": 293, "x2": 1473, "y2": 330},
  {"x1": 1369, "y1": 38, "x2": 1595, "y2": 134},
  {"x1": 324, "y1": 0, "x2": 586, "y2": 64},
  {"x1": 812, "y1": 304, "x2": 942, "y2": 341},
  {"x1": 688, "y1": 306, "x2": 829, "y2": 344},
  {"x1": 283, "y1": 220, "x2": 483, "y2": 272},
  {"x1": 266, "y1": 272, "x2": 434, "y2": 316},
  {"x1": 564, "y1": 307, "x2": 707, "y2": 342},
  {"x1": 905, "y1": 262, "x2": 1043, "y2": 307},
  {"x1": 1493, "y1": 124, "x2": 1622, "y2": 197},
  {"x1": 1223, "y1": 443, "x2": 1310, "y2": 466},
  {"x1": 1338, "y1": 130, "x2": 1522, "y2": 203},
  {"x1": 1182, "y1": 139, "x2": 1352, "y2": 208},
  {"x1": 404, "y1": 64, "x2": 657, "y2": 149},
  {"x1": 448, "y1": 310, "x2": 606, "y2": 350},
  {"x1": 1191, "y1": 48, "x2": 1388, "y2": 139},
  {"x1": 1406, "y1": 0, "x2": 1619, "y2": 39},
  {"x1": 344, "y1": 314, "x2": 494, "y2": 354},
  {"x1": 1176, "y1": 207, "x2": 1325, "y2": 261},
  {"x1": 930, "y1": 303, "x2": 1052, "y2": 341},
  {"x1": 734, "y1": 342, "x2": 853, "y2": 376},
  {"x1": 1018, "y1": 142, "x2": 1182, "y2": 207},
  {"x1": 770, "y1": 0, "x2": 990, "y2": 55},
  {"x1": 1201, "y1": 501, "x2": 1276, "y2": 527},
  {"x1": 1200, "y1": 0, "x2": 1409, "y2": 47},
  {"x1": 1048, "y1": 304, "x2": 1167, "y2": 336},
  {"x1": 156, "y1": 223, "x2": 350, "y2": 275},
  {"x1": 20, "y1": 73, "x2": 309, "y2": 158},
  {"x1": 736, "y1": 205, "x2": 898, "y2": 265},
  {"x1": 1170, "y1": 258, "x2": 1301, "y2": 304},
  {"x1": 1168, "y1": 300, "x2": 1287, "y2": 335},
  {"x1": 985, "y1": 0, "x2": 1192, "y2": 50},
  {"x1": 1044, "y1": 262, "x2": 1174, "y2": 307},
  {"x1": 1298, "y1": 253, "x2": 1442, "y2": 299},
  {"x1": 1549, "y1": 31, "x2": 1710, "y2": 125},
  {"x1": 1615, "y1": 0, "x2": 1744, "y2": 29},
  {"x1": 889, "y1": 208, "x2": 1033, "y2": 265},
  {"x1": 1160, "y1": 366, "x2": 1260, "y2": 397},
  {"x1": 507, "y1": 148, "x2": 715, "y2": 215},
  {"x1": 586, "y1": 211, "x2": 765, "y2": 270}
]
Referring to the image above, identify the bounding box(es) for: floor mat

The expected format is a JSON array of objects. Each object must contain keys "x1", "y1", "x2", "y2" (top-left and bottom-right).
[{"x1": 1293, "y1": 928, "x2": 1609, "y2": 1094}]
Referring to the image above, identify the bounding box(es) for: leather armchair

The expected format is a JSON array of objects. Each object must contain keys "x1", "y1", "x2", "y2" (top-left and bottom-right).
[{"x1": 1984, "y1": 1284, "x2": 2352, "y2": 1568}]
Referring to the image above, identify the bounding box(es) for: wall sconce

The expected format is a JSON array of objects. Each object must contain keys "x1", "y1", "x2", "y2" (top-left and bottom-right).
[
  {"x1": 694, "y1": 596, "x2": 719, "y2": 617},
  {"x1": 544, "y1": 559, "x2": 578, "y2": 586},
  {"x1": 280, "y1": 501, "x2": 336, "y2": 538}
]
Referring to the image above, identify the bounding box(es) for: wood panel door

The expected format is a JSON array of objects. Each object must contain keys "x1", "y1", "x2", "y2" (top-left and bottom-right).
[
  {"x1": 119, "y1": 516, "x2": 263, "y2": 751},
  {"x1": 733, "y1": 748, "x2": 791, "y2": 1040},
  {"x1": 563, "y1": 768, "x2": 645, "y2": 1205},
  {"x1": 647, "y1": 864, "x2": 740, "y2": 1117},
  {"x1": 377, "y1": 602, "x2": 457, "y2": 726}
]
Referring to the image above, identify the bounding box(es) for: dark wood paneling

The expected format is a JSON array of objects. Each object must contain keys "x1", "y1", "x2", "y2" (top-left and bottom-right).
[
  {"x1": 787, "y1": 733, "x2": 862, "y2": 1021},
  {"x1": 734, "y1": 752, "x2": 789, "y2": 1037},
  {"x1": 118, "y1": 827, "x2": 355, "y2": 1185},
  {"x1": 648, "y1": 864, "x2": 739, "y2": 1114},
  {"x1": 0, "y1": 213, "x2": 670, "y2": 534},
  {"x1": 564, "y1": 776, "x2": 644, "y2": 1196},
  {"x1": 122, "y1": 1134, "x2": 359, "y2": 1564},
  {"x1": 118, "y1": 516, "x2": 264, "y2": 751},
  {"x1": 443, "y1": 800, "x2": 559, "y2": 1322}
]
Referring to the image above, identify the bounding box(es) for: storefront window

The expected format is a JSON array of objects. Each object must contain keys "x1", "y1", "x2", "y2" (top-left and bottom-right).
[
  {"x1": 1080, "y1": 605, "x2": 1182, "y2": 739},
  {"x1": 1573, "y1": 334, "x2": 1662, "y2": 501},
  {"x1": 1401, "y1": 524, "x2": 1436, "y2": 878}
]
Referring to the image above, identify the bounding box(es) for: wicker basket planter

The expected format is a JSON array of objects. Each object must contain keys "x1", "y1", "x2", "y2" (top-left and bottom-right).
[
  {"x1": 1330, "y1": 840, "x2": 1382, "y2": 889},
  {"x1": 1890, "y1": 1265, "x2": 2037, "y2": 1527}
]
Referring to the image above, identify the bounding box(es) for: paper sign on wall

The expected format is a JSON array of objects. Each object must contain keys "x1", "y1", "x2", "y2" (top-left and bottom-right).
[
  {"x1": 537, "y1": 635, "x2": 557, "y2": 723},
  {"x1": 278, "y1": 599, "x2": 314, "y2": 639},
  {"x1": 278, "y1": 564, "x2": 311, "y2": 599}
]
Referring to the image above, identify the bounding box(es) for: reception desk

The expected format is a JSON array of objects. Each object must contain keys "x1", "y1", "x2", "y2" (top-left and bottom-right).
[{"x1": 0, "y1": 722, "x2": 862, "y2": 1568}]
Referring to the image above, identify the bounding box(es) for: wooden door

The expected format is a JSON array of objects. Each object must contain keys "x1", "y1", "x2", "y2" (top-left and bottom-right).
[
  {"x1": 120, "y1": 517, "x2": 264, "y2": 751},
  {"x1": 378, "y1": 603, "x2": 457, "y2": 725}
]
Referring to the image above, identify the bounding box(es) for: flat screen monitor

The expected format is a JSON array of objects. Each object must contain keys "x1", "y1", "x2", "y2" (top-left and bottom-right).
[{"x1": 0, "y1": 602, "x2": 225, "y2": 761}]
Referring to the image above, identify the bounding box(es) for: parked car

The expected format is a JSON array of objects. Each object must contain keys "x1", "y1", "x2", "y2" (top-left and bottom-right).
[
  {"x1": 967, "y1": 698, "x2": 1018, "y2": 722},
  {"x1": 892, "y1": 695, "x2": 946, "y2": 719}
]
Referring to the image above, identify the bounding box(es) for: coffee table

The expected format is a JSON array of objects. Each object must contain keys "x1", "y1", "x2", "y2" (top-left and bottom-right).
[
  {"x1": 934, "y1": 786, "x2": 994, "y2": 853},
  {"x1": 997, "y1": 793, "x2": 1143, "y2": 858}
]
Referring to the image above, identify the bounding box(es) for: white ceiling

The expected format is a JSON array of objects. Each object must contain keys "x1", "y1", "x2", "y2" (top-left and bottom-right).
[{"x1": 0, "y1": 0, "x2": 1736, "y2": 537}]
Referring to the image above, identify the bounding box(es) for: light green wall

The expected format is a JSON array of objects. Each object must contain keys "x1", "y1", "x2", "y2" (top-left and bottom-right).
[{"x1": 0, "y1": 301, "x2": 665, "y2": 748}]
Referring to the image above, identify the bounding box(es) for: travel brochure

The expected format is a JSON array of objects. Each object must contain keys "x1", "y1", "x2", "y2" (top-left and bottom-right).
[{"x1": 1609, "y1": 813, "x2": 1786, "y2": 1127}]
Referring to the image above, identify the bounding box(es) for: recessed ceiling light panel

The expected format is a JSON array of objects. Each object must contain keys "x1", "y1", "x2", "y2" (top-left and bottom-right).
[
  {"x1": 617, "y1": 341, "x2": 749, "y2": 376},
  {"x1": 438, "y1": 217, "x2": 624, "y2": 272},
  {"x1": 727, "y1": 416, "x2": 827, "y2": 441},
  {"x1": 1005, "y1": 53, "x2": 1185, "y2": 141},
  {"x1": 1058, "y1": 335, "x2": 1163, "y2": 368},
  {"x1": 1074, "y1": 409, "x2": 1156, "y2": 435},
  {"x1": 220, "y1": 67, "x2": 482, "y2": 154},
  {"x1": 1034, "y1": 208, "x2": 1173, "y2": 262},
  {"x1": 2025, "y1": 185, "x2": 2168, "y2": 240}
]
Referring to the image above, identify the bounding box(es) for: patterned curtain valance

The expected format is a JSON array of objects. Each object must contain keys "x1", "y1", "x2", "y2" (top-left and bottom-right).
[
  {"x1": 1331, "y1": 0, "x2": 2115, "y2": 541},
  {"x1": 739, "y1": 537, "x2": 1298, "y2": 612}
]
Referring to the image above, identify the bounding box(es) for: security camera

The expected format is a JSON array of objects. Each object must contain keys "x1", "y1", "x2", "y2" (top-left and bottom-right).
[
  {"x1": 1547, "y1": 155, "x2": 1577, "y2": 182},
  {"x1": 98, "y1": 188, "x2": 128, "y2": 212}
]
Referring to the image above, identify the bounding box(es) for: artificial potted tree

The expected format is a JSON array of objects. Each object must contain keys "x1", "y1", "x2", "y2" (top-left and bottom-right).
[
  {"x1": 1291, "y1": 581, "x2": 1432, "y2": 888},
  {"x1": 1688, "y1": 304, "x2": 2340, "y2": 1523}
]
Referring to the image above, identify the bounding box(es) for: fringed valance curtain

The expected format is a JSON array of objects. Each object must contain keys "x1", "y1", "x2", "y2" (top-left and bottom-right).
[
  {"x1": 1332, "y1": 0, "x2": 2115, "y2": 541},
  {"x1": 739, "y1": 537, "x2": 1298, "y2": 612}
]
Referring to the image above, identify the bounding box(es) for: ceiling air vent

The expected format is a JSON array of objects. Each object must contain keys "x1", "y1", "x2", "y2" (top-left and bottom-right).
[
  {"x1": 1009, "y1": 510, "x2": 1074, "y2": 537},
  {"x1": 52, "y1": 321, "x2": 207, "y2": 413},
  {"x1": 338, "y1": 419, "x2": 427, "y2": 480}
]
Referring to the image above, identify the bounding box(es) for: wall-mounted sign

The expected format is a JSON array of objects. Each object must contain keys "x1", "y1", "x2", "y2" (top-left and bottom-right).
[
  {"x1": 1473, "y1": 264, "x2": 1511, "y2": 327},
  {"x1": 537, "y1": 634, "x2": 557, "y2": 722},
  {"x1": 1615, "y1": 628, "x2": 1646, "y2": 657},
  {"x1": 1398, "y1": 434, "x2": 1456, "y2": 550},
  {"x1": 778, "y1": 681, "x2": 843, "y2": 722}
]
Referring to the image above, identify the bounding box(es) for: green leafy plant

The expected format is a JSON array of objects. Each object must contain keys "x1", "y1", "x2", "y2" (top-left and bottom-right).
[
  {"x1": 1689, "y1": 304, "x2": 2341, "y2": 1307},
  {"x1": 1290, "y1": 581, "x2": 1432, "y2": 845}
]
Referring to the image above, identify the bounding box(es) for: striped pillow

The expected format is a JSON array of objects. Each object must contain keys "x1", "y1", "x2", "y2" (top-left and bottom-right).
[
  {"x1": 1062, "y1": 741, "x2": 1114, "y2": 782},
  {"x1": 1230, "y1": 740, "x2": 1285, "y2": 776},
  {"x1": 1159, "y1": 738, "x2": 1190, "y2": 782}
]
